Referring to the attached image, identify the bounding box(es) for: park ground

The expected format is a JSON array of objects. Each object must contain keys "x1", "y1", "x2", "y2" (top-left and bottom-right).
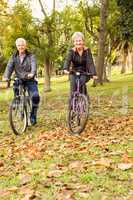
[{"x1": 0, "y1": 69, "x2": 133, "y2": 200}]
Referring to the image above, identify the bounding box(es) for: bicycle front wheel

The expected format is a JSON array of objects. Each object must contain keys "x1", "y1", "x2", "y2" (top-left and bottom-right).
[
  {"x1": 9, "y1": 98, "x2": 27, "y2": 135},
  {"x1": 68, "y1": 94, "x2": 89, "y2": 134},
  {"x1": 25, "y1": 96, "x2": 32, "y2": 126}
]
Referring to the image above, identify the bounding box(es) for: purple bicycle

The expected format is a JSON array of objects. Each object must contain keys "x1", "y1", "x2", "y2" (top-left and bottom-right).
[{"x1": 68, "y1": 71, "x2": 91, "y2": 134}]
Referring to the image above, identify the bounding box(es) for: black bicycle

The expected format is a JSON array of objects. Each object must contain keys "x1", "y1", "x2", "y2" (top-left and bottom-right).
[
  {"x1": 9, "y1": 78, "x2": 32, "y2": 135},
  {"x1": 68, "y1": 71, "x2": 91, "y2": 135}
]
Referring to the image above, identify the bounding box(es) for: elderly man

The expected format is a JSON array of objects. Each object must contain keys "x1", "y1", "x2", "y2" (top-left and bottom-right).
[{"x1": 3, "y1": 38, "x2": 40, "y2": 125}]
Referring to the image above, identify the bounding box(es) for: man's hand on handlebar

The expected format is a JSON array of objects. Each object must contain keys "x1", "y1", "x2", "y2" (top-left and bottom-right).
[
  {"x1": 27, "y1": 73, "x2": 34, "y2": 79},
  {"x1": 63, "y1": 70, "x2": 69, "y2": 74}
]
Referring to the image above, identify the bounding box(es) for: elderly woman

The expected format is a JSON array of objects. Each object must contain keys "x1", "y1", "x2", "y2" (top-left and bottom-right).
[{"x1": 63, "y1": 32, "x2": 97, "y2": 97}]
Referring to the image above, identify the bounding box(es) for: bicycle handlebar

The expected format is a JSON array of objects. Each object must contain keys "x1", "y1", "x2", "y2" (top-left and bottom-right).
[
  {"x1": 2, "y1": 74, "x2": 34, "y2": 82},
  {"x1": 69, "y1": 70, "x2": 94, "y2": 77}
]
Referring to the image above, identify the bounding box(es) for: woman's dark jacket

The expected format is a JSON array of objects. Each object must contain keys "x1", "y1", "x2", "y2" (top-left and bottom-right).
[
  {"x1": 4, "y1": 50, "x2": 37, "y2": 80},
  {"x1": 63, "y1": 48, "x2": 96, "y2": 75}
]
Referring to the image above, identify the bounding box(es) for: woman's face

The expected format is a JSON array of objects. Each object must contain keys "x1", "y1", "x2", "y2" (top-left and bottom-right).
[{"x1": 73, "y1": 36, "x2": 84, "y2": 49}]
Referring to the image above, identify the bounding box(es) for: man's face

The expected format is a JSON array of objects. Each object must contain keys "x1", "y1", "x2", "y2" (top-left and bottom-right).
[{"x1": 16, "y1": 41, "x2": 26, "y2": 54}]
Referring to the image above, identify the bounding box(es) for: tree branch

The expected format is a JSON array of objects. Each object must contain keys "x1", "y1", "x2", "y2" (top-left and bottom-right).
[{"x1": 38, "y1": 0, "x2": 47, "y2": 17}]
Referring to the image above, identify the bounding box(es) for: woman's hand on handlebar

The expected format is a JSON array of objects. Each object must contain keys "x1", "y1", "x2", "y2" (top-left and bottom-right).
[
  {"x1": 93, "y1": 75, "x2": 98, "y2": 80},
  {"x1": 2, "y1": 77, "x2": 9, "y2": 82}
]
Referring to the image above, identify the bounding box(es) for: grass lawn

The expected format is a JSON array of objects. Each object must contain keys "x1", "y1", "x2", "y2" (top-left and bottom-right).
[{"x1": 0, "y1": 71, "x2": 133, "y2": 200}]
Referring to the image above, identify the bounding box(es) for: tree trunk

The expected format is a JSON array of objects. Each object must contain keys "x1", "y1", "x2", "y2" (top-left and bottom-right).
[
  {"x1": 103, "y1": 59, "x2": 110, "y2": 82},
  {"x1": 96, "y1": 0, "x2": 108, "y2": 85},
  {"x1": 44, "y1": 57, "x2": 51, "y2": 92},
  {"x1": 103, "y1": 43, "x2": 110, "y2": 82},
  {"x1": 131, "y1": 51, "x2": 133, "y2": 73},
  {"x1": 38, "y1": 0, "x2": 55, "y2": 92},
  {"x1": 129, "y1": 46, "x2": 133, "y2": 73},
  {"x1": 121, "y1": 52, "x2": 127, "y2": 74},
  {"x1": 107, "y1": 62, "x2": 112, "y2": 77}
]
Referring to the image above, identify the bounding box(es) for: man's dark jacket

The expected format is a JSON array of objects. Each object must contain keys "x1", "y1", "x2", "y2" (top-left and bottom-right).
[{"x1": 4, "y1": 50, "x2": 37, "y2": 80}]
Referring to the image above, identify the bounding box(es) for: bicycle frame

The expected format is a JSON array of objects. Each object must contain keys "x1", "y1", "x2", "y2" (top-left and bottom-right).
[
  {"x1": 71, "y1": 72, "x2": 87, "y2": 111},
  {"x1": 18, "y1": 80, "x2": 32, "y2": 121}
]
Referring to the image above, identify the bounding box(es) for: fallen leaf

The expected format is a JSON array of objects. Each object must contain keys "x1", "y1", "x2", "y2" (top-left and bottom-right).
[
  {"x1": 92, "y1": 158, "x2": 111, "y2": 168},
  {"x1": 19, "y1": 174, "x2": 31, "y2": 186},
  {"x1": 78, "y1": 192, "x2": 89, "y2": 198},
  {"x1": 0, "y1": 160, "x2": 4, "y2": 167},
  {"x1": 19, "y1": 186, "x2": 35, "y2": 196},
  {"x1": 27, "y1": 145, "x2": 42, "y2": 160},
  {"x1": 23, "y1": 193, "x2": 36, "y2": 200},
  {"x1": 55, "y1": 190, "x2": 76, "y2": 200},
  {"x1": 0, "y1": 189, "x2": 11, "y2": 198},
  {"x1": 101, "y1": 195, "x2": 108, "y2": 200},
  {"x1": 122, "y1": 152, "x2": 133, "y2": 164},
  {"x1": 7, "y1": 186, "x2": 18, "y2": 192},
  {"x1": 118, "y1": 163, "x2": 133, "y2": 170},
  {"x1": 68, "y1": 160, "x2": 84, "y2": 170},
  {"x1": 127, "y1": 195, "x2": 133, "y2": 200},
  {"x1": 47, "y1": 170, "x2": 62, "y2": 178}
]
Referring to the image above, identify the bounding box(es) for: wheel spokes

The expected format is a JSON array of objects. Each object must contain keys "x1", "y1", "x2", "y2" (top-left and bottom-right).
[
  {"x1": 68, "y1": 94, "x2": 89, "y2": 134},
  {"x1": 10, "y1": 100, "x2": 27, "y2": 134}
]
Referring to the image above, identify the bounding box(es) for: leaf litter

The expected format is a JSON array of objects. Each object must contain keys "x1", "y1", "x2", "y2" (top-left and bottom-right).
[{"x1": 0, "y1": 113, "x2": 133, "y2": 199}]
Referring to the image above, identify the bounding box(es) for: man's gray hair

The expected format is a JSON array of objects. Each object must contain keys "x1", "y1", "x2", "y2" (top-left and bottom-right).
[
  {"x1": 71, "y1": 32, "x2": 85, "y2": 42},
  {"x1": 15, "y1": 38, "x2": 27, "y2": 46}
]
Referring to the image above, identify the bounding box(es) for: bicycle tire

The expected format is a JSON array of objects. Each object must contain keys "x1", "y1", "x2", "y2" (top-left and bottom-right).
[
  {"x1": 9, "y1": 98, "x2": 27, "y2": 135},
  {"x1": 68, "y1": 94, "x2": 89, "y2": 134},
  {"x1": 25, "y1": 96, "x2": 32, "y2": 126}
]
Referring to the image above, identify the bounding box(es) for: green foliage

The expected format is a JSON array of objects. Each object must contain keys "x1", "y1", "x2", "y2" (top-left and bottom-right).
[
  {"x1": 0, "y1": 0, "x2": 132, "y2": 76},
  {"x1": 107, "y1": 0, "x2": 120, "y2": 37},
  {"x1": 2, "y1": 2, "x2": 34, "y2": 58},
  {"x1": 0, "y1": 54, "x2": 6, "y2": 74},
  {"x1": 0, "y1": 0, "x2": 106, "y2": 73},
  {"x1": 78, "y1": 1, "x2": 100, "y2": 40},
  {"x1": 117, "y1": 0, "x2": 133, "y2": 41}
]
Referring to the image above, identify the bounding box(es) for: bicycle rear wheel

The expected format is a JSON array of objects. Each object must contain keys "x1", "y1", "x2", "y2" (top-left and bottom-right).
[
  {"x1": 68, "y1": 94, "x2": 89, "y2": 134},
  {"x1": 9, "y1": 98, "x2": 27, "y2": 135}
]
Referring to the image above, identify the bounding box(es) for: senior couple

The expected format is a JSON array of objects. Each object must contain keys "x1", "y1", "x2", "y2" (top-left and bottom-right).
[{"x1": 3, "y1": 32, "x2": 97, "y2": 125}]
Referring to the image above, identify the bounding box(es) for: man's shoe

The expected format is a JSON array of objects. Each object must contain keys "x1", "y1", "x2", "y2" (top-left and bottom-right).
[{"x1": 30, "y1": 114, "x2": 37, "y2": 125}]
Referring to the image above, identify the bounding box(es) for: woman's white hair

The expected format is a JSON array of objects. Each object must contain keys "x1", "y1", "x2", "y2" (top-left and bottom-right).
[
  {"x1": 15, "y1": 38, "x2": 27, "y2": 46},
  {"x1": 71, "y1": 32, "x2": 85, "y2": 42}
]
